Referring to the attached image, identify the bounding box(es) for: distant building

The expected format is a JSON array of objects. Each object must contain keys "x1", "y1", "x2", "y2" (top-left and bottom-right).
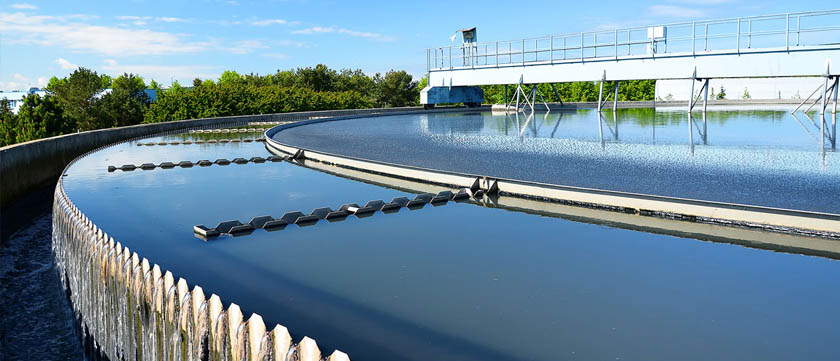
[
  {"x1": 1, "y1": 87, "x2": 47, "y2": 113},
  {"x1": 2, "y1": 88, "x2": 158, "y2": 114},
  {"x1": 97, "y1": 88, "x2": 158, "y2": 103}
]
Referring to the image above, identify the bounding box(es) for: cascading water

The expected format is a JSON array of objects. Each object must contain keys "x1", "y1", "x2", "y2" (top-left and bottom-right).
[{"x1": 51, "y1": 144, "x2": 352, "y2": 361}]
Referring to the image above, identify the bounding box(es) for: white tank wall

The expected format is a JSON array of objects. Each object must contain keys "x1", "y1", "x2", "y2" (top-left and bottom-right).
[{"x1": 654, "y1": 77, "x2": 823, "y2": 101}]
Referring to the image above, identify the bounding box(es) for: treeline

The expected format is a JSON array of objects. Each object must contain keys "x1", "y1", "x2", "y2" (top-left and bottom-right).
[
  {"x1": 1, "y1": 69, "x2": 150, "y2": 146},
  {"x1": 0, "y1": 65, "x2": 420, "y2": 146},
  {"x1": 0, "y1": 64, "x2": 657, "y2": 148},
  {"x1": 479, "y1": 80, "x2": 656, "y2": 104}
]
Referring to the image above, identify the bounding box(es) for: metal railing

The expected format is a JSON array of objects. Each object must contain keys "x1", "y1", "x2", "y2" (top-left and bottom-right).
[{"x1": 427, "y1": 9, "x2": 840, "y2": 71}]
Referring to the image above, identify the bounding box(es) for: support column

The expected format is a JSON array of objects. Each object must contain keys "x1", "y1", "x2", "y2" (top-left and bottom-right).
[
  {"x1": 833, "y1": 76, "x2": 838, "y2": 148},
  {"x1": 702, "y1": 78, "x2": 709, "y2": 144},
  {"x1": 822, "y1": 75, "x2": 829, "y2": 117},
  {"x1": 688, "y1": 74, "x2": 696, "y2": 147},
  {"x1": 613, "y1": 81, "x2": 620, "y2": 111},
  {"x1": 504, "y1": 84, "x2": 509, "y2": 106},
  {"x1": 531, "y1": 85, "x2": 537, "y2": 112},
  {"x1": 597, "y1": 80, "x2": 605, "y2": 113},
  {"x1": 550, "y1": 83, "x2": 563, "y2": 106}
]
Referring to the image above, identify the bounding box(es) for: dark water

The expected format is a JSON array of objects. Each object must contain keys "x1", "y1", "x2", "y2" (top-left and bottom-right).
[
  {"x1": 59, "y1": 124, "x2": 840, "y2": 361},
  {"x1": 272, "y1": 109, "x2": 840, "y2": 213},
  {"x1": 0, "y1": 211, "x2": 82, "y2": 360}
]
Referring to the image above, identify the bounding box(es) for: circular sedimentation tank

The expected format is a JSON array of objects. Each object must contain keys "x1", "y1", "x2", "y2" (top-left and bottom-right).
[{"x1": 53, "y1": 108, "x2": 840, "y2": 361}]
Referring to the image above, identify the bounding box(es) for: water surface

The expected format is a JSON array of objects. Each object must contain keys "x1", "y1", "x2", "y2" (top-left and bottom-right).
[{"x1": 60, "y1": 123, "x2": 840, "y2": 361}]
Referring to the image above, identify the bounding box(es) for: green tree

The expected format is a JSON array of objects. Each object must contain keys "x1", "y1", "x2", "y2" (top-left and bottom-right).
[
  {"x1": 14, "y1": 94, "x2": 70, "y2": 143},
  {"x1": 717, "y1": 86, "x2": 727, "y2": 100},
  {"x1": 96, "y1": 73, "x2": 149, "y2": 128},
  {"x1": 148, "y1": 80, "x2": 163, "y2": 92},
  {"x1": 112, "y1": 73, "x2": 146, "y2": 94},
  {"x1": 375, "y1": 70, "x2": 418, "y2": 107},
  {"x1": 273, "y1": 70, "x2": 297, "y2": 87},
  {"x1": 295, "y1": 64, "x2": 337, "y2": 91},
  {"x1": 46, "y1": 67, "x2": 107, "y2": 131},
  {"x1": 0, "y1": 99, "x2": 19, "y2": 146},
  {"x1": 335, "y1": 68, "x2": 377, "y2": 98},
  {"x1": 218, "y1": 70, "x2": 244, "y2": 86}
]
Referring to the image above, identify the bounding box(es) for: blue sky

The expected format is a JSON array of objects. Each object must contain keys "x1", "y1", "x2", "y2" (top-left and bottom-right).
[{"x1": 1, "y1": 0, "x2": 836, "y2": 90}]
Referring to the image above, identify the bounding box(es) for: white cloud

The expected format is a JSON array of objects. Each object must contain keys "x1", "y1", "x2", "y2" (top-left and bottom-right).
[
  {"x1": 648, "y1": 5, "x2": 707, "y2": 18},
  {"x1": 673, "y1": 0, "x2": 731, "y2": 4},
  {"x1": 100, "y1": 59, "x2": 221, "y2": 84},
  {"x1": 0, "y1": 81, "x2": 22, "y2": 91},
  {"x1": 56, "y1": 58, "x2": 78, "y2": 70},
  {"x1": 0, "y1": 73, "x2": 47, "y2": 90},
  {"x1": 156, "y1": 17, "x2": 184, "y2": 23},
  {"x1": 262, "y1": 53, "x2": 289, "y2": 59},
  {"x1": 250, "y1": 18, "x2": 287, "y2": 26},
  {"x1": 2, "y1": 12, "x2": 212, "y2": 56},
  {"x1": 229, "y1": 39, "x2": 267, "y2": 54},
  {"x1": 292, "y1": 26, "x2": 394, "y2": 41},
  {"x1": 9, "y1": 3, "x2": 37, "y2": 10},
  {"x1": 116, "y1": 15, "x2": 186, "y2": 24}
]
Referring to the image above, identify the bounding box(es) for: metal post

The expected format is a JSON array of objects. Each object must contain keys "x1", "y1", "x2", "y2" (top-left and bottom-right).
[
  {"x1": 822, "y1": 75, "x2": 829, "y2": 117},
  {"x1": 797, "y1": 16, "x2": 801, "y2": 46},
  {"x1": 594, "y1": 33, "x2": 597, "y2": 58},
  {"x1": 550, "y1": 83, "x2": 563, "y2": 106},
  {"x1": 786, "y1": 14, "x2": 790, "y2": 51},
  {"x1": 581, "y1": 33, "x2": 584, "y2": 62},
  {"x1": 531, "y1": 84, "x2": 548, "y2": 113},
  {"x1": 550, "y1": 36, "x2": 554, "y2": 63},
  {"x1": 703, "y1": 79, "x2": 709, "y2": 144},
  {"x1": 692, "y1": 22, "x2": 696, "y2": 56},
  {"x1": 598, "y1": 76, "x2": 605, "y2": 113},
  {"x1": 614, "y1": 30, "x2": 618, "y2": 60},
  {"x1": 496, "y1": 41, "x2": 499, "y2": 66},
  {"x1": 704, "y1": 24, "x2": 709, "y2": 51},
  {"x1": 627, "y1": 30, "x2": 631, "y2": 56},
  {"x1": 748, "y1": 20, "x2": 752, "y2": 48},
  {"x1": 522, "y1": 39, "x2": 526, "y2": 65},
  {"x1": 736, "y1": 18, "x2": 741, "y2": 53},
  {"x1": 613, "y1": 81, "x2": 620, "y2": 111},
  {"x1": 563, "y1": 36, "x2": 567, "y2": 60},
  {"x1": 504, "y1": 84, "x2": 508, "y2": 106},
  {"x1": 833, "y1": 76, "x2": 839, "y2": 148},
  {"x1": 688, "y1": 74, "x2": 696, "y2": 146}
]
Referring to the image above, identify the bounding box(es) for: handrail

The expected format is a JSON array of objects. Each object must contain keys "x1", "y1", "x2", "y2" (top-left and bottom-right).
[{"x1": 427, "y1": 9, "x2": 840, "y2": 71}]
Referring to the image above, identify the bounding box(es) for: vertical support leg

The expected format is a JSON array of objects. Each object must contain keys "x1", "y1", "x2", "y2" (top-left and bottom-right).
[
  {"x1": 822, "y1": 75, "x2": 829, "y2": 117},
  {"x1": 833, "y1": 76, "x2": 838, "y2": 148},
  {"x1": 688, "y1": 74, "x2": 696, "y2": 148},
  {"x1": 702, "y1": 79, "x2": 709, "y2": 144},
  {"x1": 597, "y1": 80, "x2": 605, "y2": 113},
  {"x1": 531, "y1": 85, "x2": 537, "y2": 112},
  {"x1": 504, "y1": 84, "x2": 508, "y2": 107},
  {"x1": 515, "y1": 85, "x2": 521, "y2": 111},
  {"x1": 550, "y1": 83, "x2": 563, "y2": 106},
  {"x1": 613, "y1": 81, "x2": 620, "y2": 112}
]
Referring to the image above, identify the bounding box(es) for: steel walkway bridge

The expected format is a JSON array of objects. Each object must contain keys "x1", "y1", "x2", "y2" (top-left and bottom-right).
[{"x1": 421, "y1": 10, "x2": 840, "y2": 117}]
